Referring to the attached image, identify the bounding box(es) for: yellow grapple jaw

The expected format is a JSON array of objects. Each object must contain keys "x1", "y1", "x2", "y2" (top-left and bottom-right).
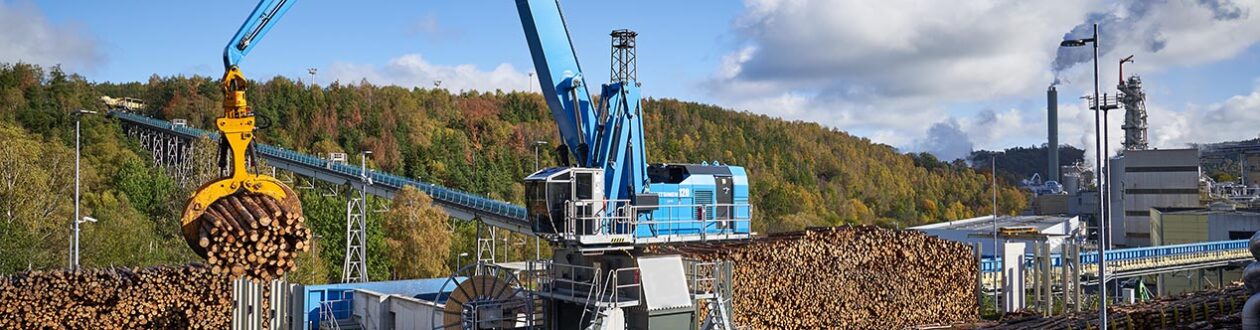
[{"x1": 180, "y1": 67, "x2": 297, "y2": 258}]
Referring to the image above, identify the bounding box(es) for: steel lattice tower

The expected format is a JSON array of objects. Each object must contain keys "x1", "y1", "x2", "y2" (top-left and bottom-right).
[
  {"x1": 1118, "y1": 75, "x2": 1149, "y2": 151},
  {"x1": 610, "y1": 29, "x2": 637, "y2": 83},
  {"x1": 342, "y1": 153, "x2": 371, "y2": 283}
]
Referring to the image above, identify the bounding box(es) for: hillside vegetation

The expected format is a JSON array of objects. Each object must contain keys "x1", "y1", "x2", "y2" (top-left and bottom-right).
[{"x1": 0, "y1": 63, "x2": 1025, "y2": 281}]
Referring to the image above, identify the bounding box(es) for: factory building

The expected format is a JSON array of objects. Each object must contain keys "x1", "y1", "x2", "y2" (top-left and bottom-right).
[
  {"x1": 1146, "y1": 204, "x2": 1258, "y2": 295},
  {"x1": 1110, "y1": 148, "x2": 1202, "y2": 247},
  {"x1": 910, "y1": 215, "x2": 1082, "y2": 257},
  {"x1": 1150, "y1": 204, "x2": 1260, "y2": 244}
]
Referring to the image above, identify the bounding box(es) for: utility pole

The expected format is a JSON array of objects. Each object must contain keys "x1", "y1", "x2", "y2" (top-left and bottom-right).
[
  {"x1": 72, "y1": 109, "x2": 97, "y2": 270},
  {"x1": 991, "y1": 156, "x2": 998, "y2": 262}
]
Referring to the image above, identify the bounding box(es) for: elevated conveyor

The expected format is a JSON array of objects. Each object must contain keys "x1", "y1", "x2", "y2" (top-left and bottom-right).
[
  {"x1": 110, "y1": 110, "x2": 534, "y2": 235},
  {"x1": 979, "y1": 239, "x2": 1252, "y2": 286}
]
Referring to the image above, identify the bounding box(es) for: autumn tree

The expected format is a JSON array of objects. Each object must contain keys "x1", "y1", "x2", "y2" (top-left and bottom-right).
[{"x1": 381, "y1": 186, "x2": 452, "y2": 279}]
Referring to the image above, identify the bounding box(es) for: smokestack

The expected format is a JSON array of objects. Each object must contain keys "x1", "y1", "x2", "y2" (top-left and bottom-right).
[{"x1": 1047, "y1": 86, "x2": 1060, "y2": 182}]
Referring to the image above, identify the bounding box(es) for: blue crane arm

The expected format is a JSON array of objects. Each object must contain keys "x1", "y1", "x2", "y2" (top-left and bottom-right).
[
  {"x1": 223, "y1": 0, "x2": 298, "y2": 69},
  {"x1": 515, "y1": 0, "x2": 599, "y2": 167}
]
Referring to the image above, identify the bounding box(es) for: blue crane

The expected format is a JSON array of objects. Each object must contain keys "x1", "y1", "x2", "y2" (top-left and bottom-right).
[{"x1": 517, "y1": 0, "x2": 752, "y2": 248}]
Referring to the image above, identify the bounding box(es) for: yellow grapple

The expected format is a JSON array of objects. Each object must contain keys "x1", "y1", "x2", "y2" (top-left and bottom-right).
[{"x1": 179, "y1": 67, "x2": 298, "y2": 258}]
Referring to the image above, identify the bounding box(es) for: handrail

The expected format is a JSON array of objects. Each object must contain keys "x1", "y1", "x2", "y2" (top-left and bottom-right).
[
  {"x1": 977, "y1": 239, "x2": 1250, "y2": 273},
  {"x1": 555, "y1": 199, "x2": 753, "y2": 242}
]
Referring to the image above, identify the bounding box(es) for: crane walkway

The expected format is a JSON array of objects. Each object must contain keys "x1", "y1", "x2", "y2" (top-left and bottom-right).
[{"x1": 109, "y1": 110, "x2": 534, "y2": 235}]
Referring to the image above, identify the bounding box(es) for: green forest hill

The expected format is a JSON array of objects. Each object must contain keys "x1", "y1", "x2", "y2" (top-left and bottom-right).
[{"x1": 0, "y1": 63, "x2": 1025, "y2": 282}]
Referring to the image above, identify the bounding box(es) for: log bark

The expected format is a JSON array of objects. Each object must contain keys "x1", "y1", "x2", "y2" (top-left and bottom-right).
[
  {"x1": 195, "y1": 192, "x2": 309, "y2": 281},
  {"x1": 651, "y1": 226, "x2": 980, "y2": 329},
  {"x1": 0, "y1": 265, "x2": 233, "y2": 329}
]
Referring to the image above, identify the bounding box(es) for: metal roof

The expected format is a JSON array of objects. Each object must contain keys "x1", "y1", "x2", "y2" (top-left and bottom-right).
[{"x1": 910, "y1": 215, "x2": 1076, "y2": 233}]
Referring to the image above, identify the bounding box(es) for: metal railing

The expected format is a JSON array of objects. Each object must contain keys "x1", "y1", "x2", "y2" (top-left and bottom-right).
[
  {"x1": 554, "y1": 199, "x2": 752, "y2": 243},
  {"x1": 539, "y1": 261, "x2": 641, "y2": 307},
  {"x1": 317, "y1": 300, "x2": 344, "y2": 330},
  {"x1": 628, "y1": 202, "x2": 752, "y2": 239},
  {"x1": 979, "y1": 239, "x2": 1250, "y2": 274}
]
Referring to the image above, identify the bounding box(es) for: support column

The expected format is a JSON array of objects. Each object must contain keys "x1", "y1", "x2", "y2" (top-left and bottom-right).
[
  {"x1": 1043, "y1": 240, "x2": 1052, "y2": 315},
  {"x1": 1073, "y1": 242, "x2": 1082, "y2": 312},
  {"x1": 476, "y1": 221, "x2": 497, "y2": 264},
  {"x1": 1061, "y1": 242, "x2": 1071, "y2": 316},
  {"x1": 1033, "y1": 243, "x2": 1042, "y2": 310},
  {"x1": 342, "y1": 191, "x2": 368, "y2": 283},
  {"x1": 1002, "y1": 242, "x2": 1027, "y2": 313}
]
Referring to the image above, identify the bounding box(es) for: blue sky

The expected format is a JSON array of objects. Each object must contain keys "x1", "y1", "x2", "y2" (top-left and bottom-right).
[
  {"x1": 34, "y1": 1, "x2": 743, "y2": 102},
  {"x1": 7, "y1": 0, "x2": 1260, "y2": 164}
]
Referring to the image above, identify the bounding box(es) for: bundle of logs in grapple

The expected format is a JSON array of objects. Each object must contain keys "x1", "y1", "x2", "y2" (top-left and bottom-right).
[
  {"x1": 0, "y1": 265, "x2": 232, "y2": 329},
  {"x1": 195, "y1": 193, "x2": 310, "y2": 281},
  {"x1": 651, "y1": 225, "x2": 979, "y2": 329}
]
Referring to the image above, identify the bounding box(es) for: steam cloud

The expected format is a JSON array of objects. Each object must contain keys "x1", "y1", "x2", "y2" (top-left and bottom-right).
[
  {"x1": 915, "y1": 119, "x2": 974, "y2": 162},
  {"x1": 1050, "y1": 0, "x2": 1248, "y2": 76}
]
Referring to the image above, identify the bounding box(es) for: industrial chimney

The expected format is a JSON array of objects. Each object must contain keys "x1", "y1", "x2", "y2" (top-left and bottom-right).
[{"x1": 1047, "y1": 86, "x2": 1059, "y2": 183}]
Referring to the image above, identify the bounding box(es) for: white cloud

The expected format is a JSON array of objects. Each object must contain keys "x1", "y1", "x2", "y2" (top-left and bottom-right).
[
  {"x1": 1150, "y1": 86, "x2": 1260, "y2": 147},
  {"x1": 0, "y1": 2, "x2": 102, "y2": 72},
  {"x1": 325, "y1": 54, "x2": 532, "y2": 92},
  {"x1": 707, "y1": 0, "x2": 1260, "y2": 157}
]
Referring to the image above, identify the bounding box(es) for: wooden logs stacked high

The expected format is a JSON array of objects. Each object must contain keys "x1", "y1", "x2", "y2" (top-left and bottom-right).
[
  {"x1": 196, "y1": 192, "x2": 310, "y2": 281},
  {"x1": 654, "y1": 226, "x2": 979, "y2": 329},
  {"x1": 0, "y1": 265, "x2": 232, "y2": 329}
]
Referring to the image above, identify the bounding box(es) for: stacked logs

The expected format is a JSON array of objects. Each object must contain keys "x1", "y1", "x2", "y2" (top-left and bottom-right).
[
  {"x1": 653, "y1": 226, "x2": 979, "y2": 329},
  {"x1": 196, "y1": 192, "x2": 310, "y2": 281},
  {"x1": 0, "y1": 265, "x2": 232, "y2": 329},
  {"x1": 964, "y1": 286, "x2": 1249, "y2": 329}
]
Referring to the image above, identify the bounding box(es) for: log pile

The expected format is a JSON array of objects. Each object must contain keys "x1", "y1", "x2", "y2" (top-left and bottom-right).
[
  {"x1": 0, "y1": 265, "x2": 232, "y2": 329},
  {"x1": 963, "y1": 286, "x2": 1248, "y2": 329},
  {"x1": 195, "y1": 192, "x2": 310, "y2": 281},
  {"x1": 653, "y1": 226, "x2": 979, "y2": 329}
]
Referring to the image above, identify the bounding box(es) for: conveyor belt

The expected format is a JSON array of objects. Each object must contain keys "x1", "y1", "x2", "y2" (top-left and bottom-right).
[
  {"x1": 110, "y1": 111, "x2": 534, "y2": 235},
  {"x1": 979, "y1": 239, "x2": 1250, "y2": 275}
]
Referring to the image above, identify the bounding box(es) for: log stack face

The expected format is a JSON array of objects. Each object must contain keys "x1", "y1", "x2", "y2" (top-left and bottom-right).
[
  {"x1": 0, "y1": 265, "x2": 232, "y2": 329},
  {"x1": 655, "y1": 226, "x2": 980, "y2": 329},
  {"x1": 196, "y1": 192, "x2": 310, "y2": 281}
]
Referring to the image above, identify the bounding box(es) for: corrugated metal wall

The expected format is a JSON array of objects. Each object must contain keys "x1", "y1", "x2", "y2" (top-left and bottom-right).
[{"x1": 232, "y1": 278, "x2": 293, "y2": 330}]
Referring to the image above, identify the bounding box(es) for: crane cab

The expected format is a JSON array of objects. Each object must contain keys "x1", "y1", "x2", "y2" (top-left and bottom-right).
[
  {"x1": 525, "y1": 164, "x2": 753, "y2": 248},
  {"x1": 526, "y1": 167, "x2": 638, "y2": 247}
]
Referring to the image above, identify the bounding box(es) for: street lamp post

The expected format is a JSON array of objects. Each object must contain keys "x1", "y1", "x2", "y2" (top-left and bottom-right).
[
  {"x1": 72, "y1": 109, "x2": 97, "y2": 270},
  {"x1": 1060, "y1": 23, "x2": 1107, "y2": 328},
  {"x1": 457, "y1": 252, "x2": 469, "y2": 269},
  {"x1": 531, "y1": 140, "x2": 548, "y2": 260},
  {"x1": 532, "y1": 141, "x2": 548, "y2": 172}
]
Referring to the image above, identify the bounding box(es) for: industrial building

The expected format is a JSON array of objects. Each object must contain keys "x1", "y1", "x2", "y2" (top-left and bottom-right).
[
  {"x1": 910, "y1": 215, "x2": 1082, "y2": 257},
  {"x1": 1144, "y1": 204, "x2": 1260, "y2": 296},
  {"x1": 1150, "y1": 204, "x2": 1260, "y2": 245},
  {"x1": 1109, "y1": 148, "x2": 1202, "y2": 247}
]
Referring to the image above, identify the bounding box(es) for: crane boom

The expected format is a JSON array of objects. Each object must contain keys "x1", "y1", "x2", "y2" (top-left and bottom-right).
[
  {"x1": 515, "y1": 0, "x2": 599, "y2": 167},
  {"x1": 223, "y1": 0, "x2": 297, "y2": 69}
]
